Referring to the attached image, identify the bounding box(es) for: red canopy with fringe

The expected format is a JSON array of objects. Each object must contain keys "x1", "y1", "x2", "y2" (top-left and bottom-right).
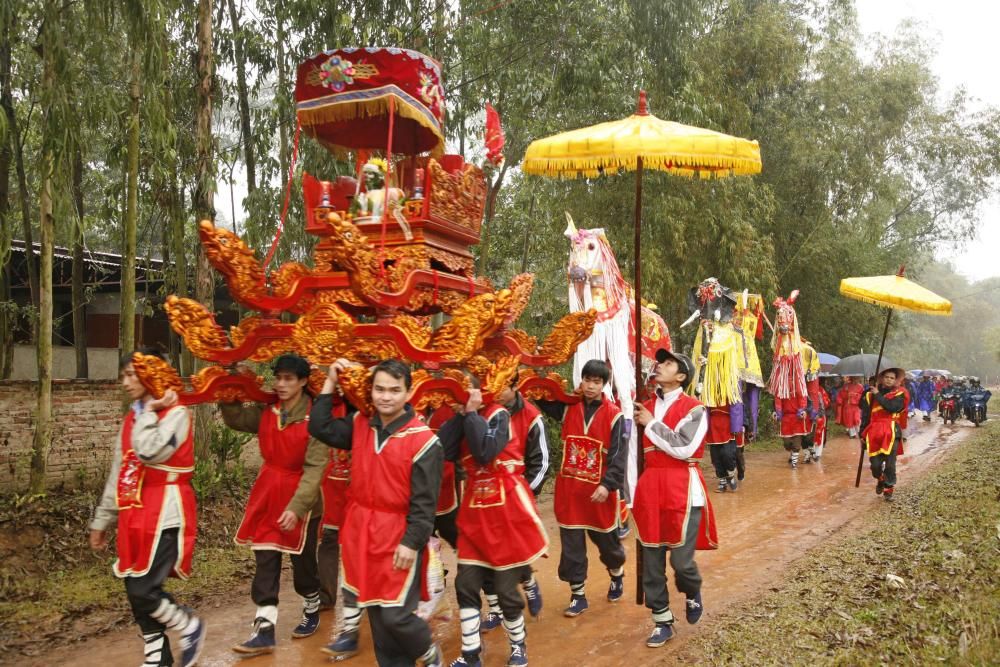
[{"x1": 295, "y1": 47, "x2": 445, "y2": 156}]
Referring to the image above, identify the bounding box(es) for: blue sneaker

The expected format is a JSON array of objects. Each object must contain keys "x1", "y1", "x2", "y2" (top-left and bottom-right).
[
  {"x1": 523, "y1": 579, "x2": 543, "y2": 618},
  {"x1": 449, "y1": 652, "x2": 482, "y2": 667},
  {"x1": 646, "y1": 623, "x2": 675, "y2": 647},
  {"x1": 291, "y1": 610, "x2": 320, "y2": 638},
  {"x1": 232, "y1": 618, "x2": 275, "y2": 655},
  {"x1": 321, "y1": 630, "x2": 359, "y2": 659},
  {"x1": 179, "y1": 617, "x2": 205, "y2": 667},
  {"x1": 685, "y1": 592, "x2": 703, "y2": 624},
  {"x1": 563, "y1": 595, "x2": 589, "y2": 617},
  {"x1": 607, "y1": 574, "x2": 624, "y2": 602},
  {"x1": 617, "y1": 524, "x2": 631, "y2": 539},
  {"x1": 506, "y1": 641, "x2": 528, "y2": 667},
  {"x1": 481, "y1": 610, "x2": 503, "y2": 631}
]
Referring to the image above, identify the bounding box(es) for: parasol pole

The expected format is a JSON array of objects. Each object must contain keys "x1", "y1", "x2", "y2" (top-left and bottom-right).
[
  {"x1": 633, "y1": 91, "x2": 648, "y2": 606},
  {"x1": 855, "y1": 307, "x2": 892, "y2": 487}
]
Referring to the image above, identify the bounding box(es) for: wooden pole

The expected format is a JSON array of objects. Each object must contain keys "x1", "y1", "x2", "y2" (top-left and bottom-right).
[
  {"x1": 633, "y1": 154, "x2": 645, "y2": 605},
  {"x1": 855, "y1": 308, "x2": 892, "y2": 487}
]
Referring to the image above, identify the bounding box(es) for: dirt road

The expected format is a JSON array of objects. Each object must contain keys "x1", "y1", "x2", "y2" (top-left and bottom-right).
[{"x1": 32, "y1": 420, "x2": 970, "y2": 667}]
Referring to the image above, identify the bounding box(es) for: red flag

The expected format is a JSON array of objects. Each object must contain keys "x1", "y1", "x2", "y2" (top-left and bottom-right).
[{"x1": 485, "y1": 103, "x2": 505, "y2": 166}]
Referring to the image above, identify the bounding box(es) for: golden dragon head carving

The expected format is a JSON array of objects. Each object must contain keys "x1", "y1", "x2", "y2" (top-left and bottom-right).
[
  {"x1": 131, "y1": 352, "x2": 183, "y2": 399},
  {"x1": 198, "y1": 220, "x2": 266, "y2": 302},
  {"x1": 164, "y1": 296, "x2": 231, "y2": 360},
  {"x1": 538, "y1": 310, "x2": 599, "y2": 364}
]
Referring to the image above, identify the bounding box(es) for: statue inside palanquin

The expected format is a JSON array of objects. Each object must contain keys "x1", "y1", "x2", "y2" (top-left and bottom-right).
[{"x1": 350, "y1": 158, "x2": 405, "y2": 220}]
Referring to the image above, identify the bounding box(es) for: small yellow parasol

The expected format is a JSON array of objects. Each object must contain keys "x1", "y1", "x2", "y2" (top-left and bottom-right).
[
  {"x1": 523, "y1": 90, "x2": 761, "y2": 605},
  {"x1": 839, "y1": 266, "x2": 951, "y2": 486}
]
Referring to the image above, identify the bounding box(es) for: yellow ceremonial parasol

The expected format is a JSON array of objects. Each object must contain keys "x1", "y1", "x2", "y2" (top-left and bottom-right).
[
  {"x1": 839, "y1": 266, "x2": 951, "y2": 486},
  {"x1": 523, "y1": 90, "x2": 762, "y2": 605},
  {"x1": 523, "y1": 90, "x2": 762, "y2": 406}
]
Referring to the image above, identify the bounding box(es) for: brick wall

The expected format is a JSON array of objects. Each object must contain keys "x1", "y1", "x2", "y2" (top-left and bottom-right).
[{"x1": 0, "y1": 379, "x2": 124, "y2": 492}]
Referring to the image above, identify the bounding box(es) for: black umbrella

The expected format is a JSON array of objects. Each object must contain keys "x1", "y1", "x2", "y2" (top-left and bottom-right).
[{"x1": 832, "y1": 353, "x2": 896, "y2": 378}]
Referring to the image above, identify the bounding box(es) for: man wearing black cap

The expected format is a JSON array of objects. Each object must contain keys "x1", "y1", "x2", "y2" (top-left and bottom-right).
[
  {"x1": 220, "y1": 354, "x2": 327, "y2": 654},
  {"x1": 859, "y1": 367, "x2": 908, "y2": 502},
  {"x1": 632, "y1": 348, "x2": 718, "y2": 648}
]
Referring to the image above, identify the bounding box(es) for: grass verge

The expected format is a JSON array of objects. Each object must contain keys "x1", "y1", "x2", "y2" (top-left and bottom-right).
[
  {"x1": 678, "y1": 421, "x2": 1000, "y2": 665},
  {"x1": 0, "y1": 488, "x2": 254, "y2": 657}
]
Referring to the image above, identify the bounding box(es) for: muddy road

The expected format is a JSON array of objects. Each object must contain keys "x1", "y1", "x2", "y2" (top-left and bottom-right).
[{"x1": 32, "y1": 421, "x2": 971, "y2": 667}]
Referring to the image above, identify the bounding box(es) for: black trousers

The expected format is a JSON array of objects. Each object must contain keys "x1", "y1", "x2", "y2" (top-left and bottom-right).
[
  {"x1": 318, "y1": 527, "x2": 340, "y2": 607},
  {"x1": 124, "y1": 527, "x2": 180, "y2": 635},
  {"x1": 251, "y1": 516, "x2": 321, "y2": 607},
  {"x1": 457, "y1": 563, "x2": 524, "y2": 619},
  {"x1": 434, "y1": 508, "x2": 459, "y2": 550},
  {"x1": 869, "y1": 447, "x2": 899, "y2": 487},
  {"x1": 708, "y1": 441, "x2": 738, "y2": 478},
  {"x1": 735, "y1": 445, "x2": 746, "y2": 480},
  {"x1": 642, "y1": 507, "x2": 703, "y2": 620},
  {"x1": 344, "y1": 552, "x2": 433, "y2": 667},
  {"x1": 482, "y1": 565, "x2": 533, "y2": 601},
  {"x1": 557, "y1": 526, "x2": 626, "y2": 585}
]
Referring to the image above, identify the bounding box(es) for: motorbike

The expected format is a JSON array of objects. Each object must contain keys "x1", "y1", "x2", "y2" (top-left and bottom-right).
[
  {"x1": 938, "y1": 395, "x2": 960, "y2": 425},
  {"x1": 966, "y1": 393, "x2": 989, "y2": 427}
]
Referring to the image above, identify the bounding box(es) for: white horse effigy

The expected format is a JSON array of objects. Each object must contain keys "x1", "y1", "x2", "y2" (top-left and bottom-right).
[{"x1": 564, "y1": 213, "x2": 671, "y2": 498}]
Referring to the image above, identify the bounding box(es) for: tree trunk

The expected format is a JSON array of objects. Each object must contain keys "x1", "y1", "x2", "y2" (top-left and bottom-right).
[
  {"x1": 194, "y1": 0, "x2": 216, "y2": 460},
  {"x1": 275, "y1": 0, "x2": 289, "y2": 183},
  {"x1": 0, "y1": 16, "x2": 13, "y2": 378},
  {"x1": 476, "y1": 162, "x2": 509, "y2": 274},
  {"x1": 171, "y1": 176, "x2": 190, "y2": 374},
  {"x1": 71, "y1": 145, "x2": 88, "y2": 377},
  {"x1": 120, "y1": 45, "x2": 141, "y2": 356},
  {"x1": 5, "y1": 67, "x2": 38, "y2": 342},
  {"x1": 30, "y1": 29, "x2": 56, "y2": 495},
  {"x1": 226, "y1": 0, "x2": 256, "y2": 194}
]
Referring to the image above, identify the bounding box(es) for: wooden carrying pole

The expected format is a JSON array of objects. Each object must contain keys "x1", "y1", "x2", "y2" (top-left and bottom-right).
[{"x1": 633, "y1": 155, "x2": 645, "y2": 605}]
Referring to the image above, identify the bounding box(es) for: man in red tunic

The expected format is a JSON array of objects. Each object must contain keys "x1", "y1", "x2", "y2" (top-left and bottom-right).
[
  {"x1": 222, "y1": 354, "x2": 327, "y2": 655},
  {"x1": 633, "y1": 349, "x2": 718, "y2": 648},
  {"x1": 436, "y1": 384, "x2": 548, "y2": 667},
  {"x1": 479, "y1": 372, "x2": 548, "y2": 628},
  {"x1": 309, "y1": 358, "x2": 444, "y2": 667},
  {"x1": 837, "y1": 376, "x2": 864, "y2": 437},
  {"x1": 89, "y1": 350, "x2": 204, "y2": 667},
  {"x1": 860, "y1": 368, "x2": 908, "y2": 502},
  {"x1": 536, "y1": 359, "x2": 628, "y2": 617}
]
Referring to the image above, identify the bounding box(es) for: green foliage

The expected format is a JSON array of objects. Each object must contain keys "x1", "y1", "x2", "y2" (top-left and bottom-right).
[
  {"x1": 0, "y1": 0, "x2": 998, "y2": 376},
  {"x1": 192, "y1": 417, "x2": 252, "y2": 499}
]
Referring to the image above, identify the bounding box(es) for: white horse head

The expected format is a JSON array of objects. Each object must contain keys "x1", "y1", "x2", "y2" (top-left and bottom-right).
[{"x1": 564, "y1": 212, "x2": 627, "y2": 317}]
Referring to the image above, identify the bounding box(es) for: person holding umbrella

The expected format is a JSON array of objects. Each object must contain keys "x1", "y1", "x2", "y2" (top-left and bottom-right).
[{"x1": 859, "y1": 367, "x2": 908, "y2": 502}]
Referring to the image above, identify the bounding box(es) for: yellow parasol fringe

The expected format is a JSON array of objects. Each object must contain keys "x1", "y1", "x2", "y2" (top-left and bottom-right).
[{"x1": 298, "y1": 93, "x2": 445, "y2": 157}]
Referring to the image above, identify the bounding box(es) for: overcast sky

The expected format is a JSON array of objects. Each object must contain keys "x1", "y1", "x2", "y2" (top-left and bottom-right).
[{"x1": 855, "y1": 0, "x2": 999, "y2": 282}]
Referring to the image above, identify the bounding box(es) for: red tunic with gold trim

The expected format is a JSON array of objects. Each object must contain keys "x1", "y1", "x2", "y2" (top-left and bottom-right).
[
  {"x1": 706, "y1": 406, "x2": 736, "y2": 445},
  {"x1": 836, "y1": 382, "x2": 863, "y2": 428},
  {"x1": 341, "y1": 413, "x2": 439, "y2": 606},
  {"x1": 235, "y1": 405, "x2": 314, "y2": 553},
  {"x1": 428, "y1": 405, "x2": 460, "y2": 516},
  {"x1": 554, "y1": 399, "x2": 622, "y2": 532},
  {"x1": 861, "y1": 388, "x2": 906, "y2": 457},
  {"x1": 813, "y1": 387, "x2": 830, "y2": 446},
  {"x1": 321, "y1": 400, "x2": 350, "y2": 530},
  {"x1": 777, "y1": 394, "x2": 812, "y2": 437},
  {"x1": 456, "y1": 404, "x2": 548, "y2": 570},
  {"x1": 114, "y1": 407, "x2": 197, "y2": 579},
  {"x1": 632, "y1": 394, "x2": 718, "y2": 550}
]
